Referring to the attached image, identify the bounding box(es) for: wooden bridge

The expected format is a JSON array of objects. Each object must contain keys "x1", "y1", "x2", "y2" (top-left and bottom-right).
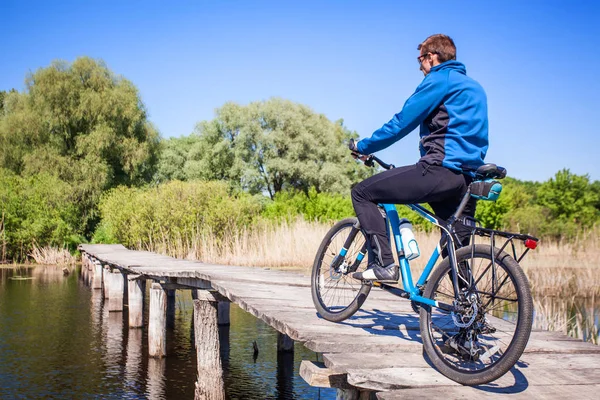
[{"x1": 79, "y1": 244, "x2": 600, "y2": 399}]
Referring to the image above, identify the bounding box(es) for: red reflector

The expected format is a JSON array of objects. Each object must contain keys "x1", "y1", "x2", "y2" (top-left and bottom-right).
[{"x1": 524, "y1": 239, "x2": 538, "y2": 250}]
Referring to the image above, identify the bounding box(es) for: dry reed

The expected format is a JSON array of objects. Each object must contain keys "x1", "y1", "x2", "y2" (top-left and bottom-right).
[
  {"x1": 29, "y1": 244, "x2": 77, "y2": 267},
  {"x1": 134, "y1": 217, "x2": 599, "y2": 344},
  {"x1": 138, "y1": 218, "x2": 600, "y2": 297}
]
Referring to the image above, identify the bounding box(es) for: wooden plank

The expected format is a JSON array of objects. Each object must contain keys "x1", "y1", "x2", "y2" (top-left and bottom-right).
[
  {"x1": 323, "y1": 352, "x2": 600, "y2": 374},
  {"x1": 347, "y1": 363, "x2": 600, "y2": 392},
  {"x1": 377, "y1": 384, "x2": 600, "y2": 400},
  {"x1": 298, "y1": 361, "x2": 350, "y2": 389}
]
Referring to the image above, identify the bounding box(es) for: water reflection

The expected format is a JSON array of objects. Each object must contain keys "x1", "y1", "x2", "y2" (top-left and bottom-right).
[
  {"x1": 126, "y1": 328, "x2": 143, "y2": 393},
  {"x1": 147, "y1": 357, "x2": 167, "y2": 399}
]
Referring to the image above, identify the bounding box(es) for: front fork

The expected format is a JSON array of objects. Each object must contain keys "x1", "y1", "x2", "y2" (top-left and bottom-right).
[{"x1": 331, "y1": 221, "x2": 367, "y2": 274}]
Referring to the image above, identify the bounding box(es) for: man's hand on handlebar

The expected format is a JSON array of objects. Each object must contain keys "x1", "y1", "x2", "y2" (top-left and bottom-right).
[
  {"x1": 348, "y1": 139, "x2": 369, "y2": 162},
  {"x1": 348, "y1": 139, "x2": 395, "y2": 170}
]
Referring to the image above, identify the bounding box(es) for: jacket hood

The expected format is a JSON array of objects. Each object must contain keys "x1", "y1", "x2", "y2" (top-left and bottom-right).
[{"x1": 431, "y1": 60, "x2": 466, "y2": 75}]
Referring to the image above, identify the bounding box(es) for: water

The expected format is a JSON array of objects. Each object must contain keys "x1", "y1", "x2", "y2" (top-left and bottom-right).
[{"x1": 0, "y1": 266, "x2": 336, "y2": 399}]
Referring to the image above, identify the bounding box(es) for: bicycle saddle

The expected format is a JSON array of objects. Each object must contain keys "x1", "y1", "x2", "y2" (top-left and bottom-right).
[{"x1": 474, "y1": 164, "x2": 507, "y2": 180}]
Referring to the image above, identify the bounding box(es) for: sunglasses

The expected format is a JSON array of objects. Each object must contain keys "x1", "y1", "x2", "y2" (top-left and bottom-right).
[{"x1": 417, "y1": 53, "x2": 430, "y2": 64}]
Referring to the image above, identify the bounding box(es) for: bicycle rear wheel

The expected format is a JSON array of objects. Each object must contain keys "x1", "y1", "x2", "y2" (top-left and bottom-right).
[
  {"x1": 420, "y1": 244, "x2": 533, "y2": 385},
  {"x1": 311, "y1": 217, "x2": 371, "y2": 322}
]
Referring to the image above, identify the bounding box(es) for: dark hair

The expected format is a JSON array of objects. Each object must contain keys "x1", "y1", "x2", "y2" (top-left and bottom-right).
[{"x1": 418, "y1": 34, "x2": 456, "y2": 63}]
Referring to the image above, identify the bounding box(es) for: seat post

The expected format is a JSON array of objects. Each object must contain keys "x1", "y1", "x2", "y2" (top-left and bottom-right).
[{"x1": 448, "y1": 187, "x2": 472, "y2": 226}]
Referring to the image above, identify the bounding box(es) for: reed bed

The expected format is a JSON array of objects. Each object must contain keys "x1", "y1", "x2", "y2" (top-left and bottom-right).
[
  {"x1": 29, "y1": 244, "x2": 77, "y2": 267},
  {"x1": 137, "y1": 218, "x2": 600, "y2": 298},
  {"x1": 534, "y1": 296, "x2": 598, "y2": 345},
  {"x1": 136, "y1": 217, "x2": 599, "y2": 344}
]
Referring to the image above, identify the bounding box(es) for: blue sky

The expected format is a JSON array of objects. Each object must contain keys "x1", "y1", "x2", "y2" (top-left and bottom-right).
[{"x1": 1, "y1": 0, "x2": 599, "y2": 182}]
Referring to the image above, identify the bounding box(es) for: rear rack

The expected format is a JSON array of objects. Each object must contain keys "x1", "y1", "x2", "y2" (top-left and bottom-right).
[{"x1": 469, "y1": 226, "x2": 538, "y2": 263}]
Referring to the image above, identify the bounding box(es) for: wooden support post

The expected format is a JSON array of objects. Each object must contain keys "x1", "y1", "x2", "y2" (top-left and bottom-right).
[
  {"x1": 127, "y1": 276, "x2": 145, "y2": 328},
  {"x1": 81, "y1": 253, "x2": 87, "y2": 281},
  {"x1": 88, "y1": 263, "x2": 93, "y2": 286},
  {"x1": 149, "y1": 283, "x2": 167, "y2": 358},
  {"x1": 103, "y1": 266, "x2": 111, "y2": 299},
  {"x1": 217, "y1": 301, "x2": 230, "y2": 326},
  {"x1": 81, "y1": 255, "x2": 88, "y2": 283},
  {"x1": 92, "y1": 261, "x2": 103, "y2": 290},
  {"x1": 193, "y1": 290, "x2": 225, "y2": 400},
  {"x1": 166, "y1": 289, "x2": 176, "y2": 329},
  {"x1": 277, "y1": 332, "x2": 294, "y2": 353},
  {"x1": 108, "y1": 270, "x2": 125, "y2": 312},
  {"x1": 277, "y1": 347, "x2": 295, "y2": 398}
]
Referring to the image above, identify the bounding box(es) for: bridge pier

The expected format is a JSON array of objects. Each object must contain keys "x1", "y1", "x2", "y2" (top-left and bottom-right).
[
  {"x1": 277, "y1": 332, "x2": 294, "y2": 353},
  {"x1": 166, "y1": 289, "x2": 176, "y2": 329},
  {"x1": 217, "y1": 301, "x2": 230, "y2": 326},
  {"x1": 92, "y1": 260, "x2": 103, "y2": 290},
  {"x1": 127, "y1": 275, "x2": 145, "y2": 328},
  {"x1": 149, "y1": 283, "x2": 167, "y2": 357},
  {"x1": 108, "y1": 270, "x2": 125, "y2": 312},
  {"x1": 193, "y1": 289, "x2": 226, "y2": 400},
  {"x1": 102, "y1": 265, "x2": 111, "y2": 299},
  {"x1": 81, "y1": 254, "x2": 88, "y2": 283}
]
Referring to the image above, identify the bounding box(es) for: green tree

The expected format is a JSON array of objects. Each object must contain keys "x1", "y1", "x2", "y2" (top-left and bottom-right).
[
  {"x1": 537, "y1": 169, "x2": 599, "y2": 227},
  {"x1": 156, "y1": 98, "x2": 373, "y2": 198},
  {"x1": 0, "y1": 168, "x2": 81, "y2": 260},
  {"x1": 0, "y1": 57, "x2": 160, "y2": 233}
]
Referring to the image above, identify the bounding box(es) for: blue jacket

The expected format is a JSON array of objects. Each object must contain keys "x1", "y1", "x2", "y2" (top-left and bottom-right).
[{"x1": 357, "y1": 60, "x2": 488, "y2": 174}]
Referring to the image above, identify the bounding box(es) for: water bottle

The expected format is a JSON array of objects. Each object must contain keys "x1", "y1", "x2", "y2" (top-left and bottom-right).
[{"x1": 399, "y1": 218, "x2": 420, "y2": 260}]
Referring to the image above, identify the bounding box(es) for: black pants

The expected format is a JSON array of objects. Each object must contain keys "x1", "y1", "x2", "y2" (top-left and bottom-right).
[{"x1": 351, "y1": 162, "x2": 476, "y2": 266}]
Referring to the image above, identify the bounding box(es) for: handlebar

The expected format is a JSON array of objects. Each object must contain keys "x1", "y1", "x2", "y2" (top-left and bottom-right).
[
  {"x1": 351, "y1": 151, "x2": 395, "y2": 170},
  {"x1": 348, "y1": 138, "x2": 395, "y2": 170}
]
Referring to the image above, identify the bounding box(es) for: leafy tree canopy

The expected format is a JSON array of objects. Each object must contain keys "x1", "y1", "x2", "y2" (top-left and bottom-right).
[
  {"x1": 0, "y1": 57, "x2": 160, "y2": 232},
  {"x1": 156, "y1": 98, "x2": 373, "y2": 198}
]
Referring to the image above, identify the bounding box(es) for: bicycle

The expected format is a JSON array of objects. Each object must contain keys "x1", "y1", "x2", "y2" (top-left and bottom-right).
[{"x1": 310, "y1": 153, "x2": 538, "y2": 386}]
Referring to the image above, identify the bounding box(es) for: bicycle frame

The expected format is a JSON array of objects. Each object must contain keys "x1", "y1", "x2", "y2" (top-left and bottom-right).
[{"x1": 379, "y1": 203, "x2": 456, "y2": 312}]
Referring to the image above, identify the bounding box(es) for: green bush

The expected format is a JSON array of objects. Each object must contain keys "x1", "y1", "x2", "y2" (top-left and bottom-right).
[
  {"x1": 95, "y1": 180, "x2": 263, "y2": 249},
  {"x1": 0, "y1": 169, "x2": 81, "y2": 260},
  {"x1": 263, "y1": 187, "x2": 355, "y2": 222}
]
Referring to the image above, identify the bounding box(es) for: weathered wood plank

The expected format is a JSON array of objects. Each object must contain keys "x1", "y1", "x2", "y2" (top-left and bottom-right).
[
  {"x1": 347, "y1": 362, "x2": 600, "y2": 392},
  {"x1": 298, "y1": 361, "x2": 350, "y2": 389},
  {"x1": 323, "y1": 352, "x2": 600, "y2": 374},
  {"x1": 377, "y1": 384, "x2": 600, "y2": 400}
]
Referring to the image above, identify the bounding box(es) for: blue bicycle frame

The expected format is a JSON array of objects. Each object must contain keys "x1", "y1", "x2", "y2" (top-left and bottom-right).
[{"x1": 374, "y1": 203, "x2": 457, "y2": 312}]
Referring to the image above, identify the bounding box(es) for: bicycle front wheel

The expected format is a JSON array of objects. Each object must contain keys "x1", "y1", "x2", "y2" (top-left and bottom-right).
[
  {"x1": 420, "y1": 244, "x2": 533, "y2": 385},
  {"x1": 311, "y1": 217, "x2": 371, "y2": 322}
]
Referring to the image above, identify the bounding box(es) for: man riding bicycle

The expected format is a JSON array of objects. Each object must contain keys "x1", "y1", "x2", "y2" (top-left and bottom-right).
[{"x1": 351, "y1": 34, "x2": 489, "y2": 282}]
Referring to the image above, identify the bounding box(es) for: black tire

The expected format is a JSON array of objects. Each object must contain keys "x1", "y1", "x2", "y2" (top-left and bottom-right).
[
  {"x1": 420, "y1": 244, "x2": 533, "y2": 385},
  {"x1": 311, "y1": 217, "x2": 371, "y2": 322}
]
